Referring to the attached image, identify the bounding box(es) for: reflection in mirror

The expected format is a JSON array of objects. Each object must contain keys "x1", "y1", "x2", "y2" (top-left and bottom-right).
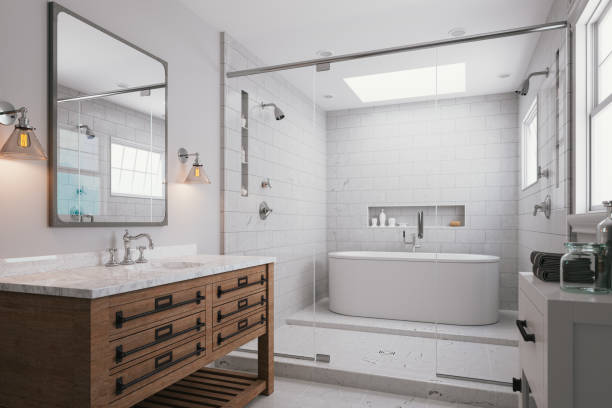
[
  {"x1": 51, "y1": 5, "x2": 167, "y2": 226},
  {"x1": 521, "y1": 97, "x2": 538, "y2": 190}
]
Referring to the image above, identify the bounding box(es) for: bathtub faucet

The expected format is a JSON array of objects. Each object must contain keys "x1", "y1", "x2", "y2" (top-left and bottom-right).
[{"x1": 403, "y1": 230, "x2": 422, "y2": 252}]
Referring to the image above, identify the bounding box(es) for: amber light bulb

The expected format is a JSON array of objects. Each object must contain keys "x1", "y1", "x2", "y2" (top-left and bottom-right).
[
  {"x1": 18, "y1": 132, "x2": 30, "y2": 148},
  {"x1": 195, "y1": 167, "x2": 200, "y2": 178}
]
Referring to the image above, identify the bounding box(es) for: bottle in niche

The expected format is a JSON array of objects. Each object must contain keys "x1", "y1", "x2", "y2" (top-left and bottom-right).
[{"x1": 379, "y1": 209, "x2": 386, "y2": 227}]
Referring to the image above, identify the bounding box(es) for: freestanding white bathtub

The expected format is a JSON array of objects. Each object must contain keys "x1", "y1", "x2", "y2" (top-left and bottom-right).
[{"x1": 328, "y1": 251, "x2": 500, "y2": 325}]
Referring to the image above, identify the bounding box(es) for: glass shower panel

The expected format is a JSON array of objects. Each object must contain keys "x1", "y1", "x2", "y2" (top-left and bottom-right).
[
  {"x1": 315, "y1": 47, "x2": 442, "y2": 380},
  {"x1": 431, "y1": 29, "x2": 567, "y2": 386},
  {"x1": 222, "y1": 62, "x2": 318, "y2": 365}
]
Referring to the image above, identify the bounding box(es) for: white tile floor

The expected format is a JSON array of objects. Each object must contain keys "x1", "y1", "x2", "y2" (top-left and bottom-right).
[{"x1": 246, "y1": 376, "x2": 488, "y2": 408}]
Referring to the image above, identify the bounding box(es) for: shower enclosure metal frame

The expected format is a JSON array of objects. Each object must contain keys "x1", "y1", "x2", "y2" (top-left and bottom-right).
[{"x1": 226, "y1": 21, "x2": 569, "y2": 78}]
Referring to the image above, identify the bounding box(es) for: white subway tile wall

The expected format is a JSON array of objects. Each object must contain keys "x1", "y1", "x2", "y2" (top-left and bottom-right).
[
  {"x1": 327, "y1": 93, "x2": 520, "y2": 309},
  {"x1": 221, "y1": 34, "x2": 327, "y2": 327},
  {"x1": 517, "y1": 0, "x2": 571, "y2": 283}
]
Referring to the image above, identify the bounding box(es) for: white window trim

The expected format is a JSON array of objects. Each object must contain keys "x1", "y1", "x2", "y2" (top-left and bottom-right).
[
  {"x1": 572, "y1": 0, "x2": 611, "y2": 231},
  {"x1": 521, "y1": 97, "x2": 539, "y2": 190}
]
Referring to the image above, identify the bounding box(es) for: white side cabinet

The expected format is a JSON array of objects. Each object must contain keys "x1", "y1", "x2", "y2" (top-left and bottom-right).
[{"x1": 517, "y1": 272, "x2": 612, "y2": 408}]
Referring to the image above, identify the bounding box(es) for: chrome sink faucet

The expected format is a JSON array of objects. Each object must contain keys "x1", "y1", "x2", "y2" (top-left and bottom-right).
[{"x1": 121, "y1": 229, "x2": 154, "y2": 265}]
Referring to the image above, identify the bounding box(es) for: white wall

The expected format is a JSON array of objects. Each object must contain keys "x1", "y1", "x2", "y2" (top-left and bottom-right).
[
  {"x1": 327, "y1": 93, "x2": 520, "y2": 309},
  {"x1": 517, "y1": 0, "x2": 572, "y2": 272},
  {"x1": 221, "y1": 34, "x2": 327, "y2": 326},
  {"x1": 0, "y1": 0, "x2": 220, "y2": 257}
]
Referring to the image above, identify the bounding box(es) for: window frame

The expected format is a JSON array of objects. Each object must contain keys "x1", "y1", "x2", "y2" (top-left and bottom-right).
[
  {"x1": 588, "y1": 0, "x2": 612, "y2": 211},
  {"x1": 521, "y1": 97, "x2": 539, "y2": 190},
  {"x1": 110, "y1": 139, "x2": 165, "y2": 200}
]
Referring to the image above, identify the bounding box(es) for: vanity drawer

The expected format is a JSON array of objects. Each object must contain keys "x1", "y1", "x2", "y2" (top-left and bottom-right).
[
  {"x1": 213, "y1": 290, "x2": 267, "y2": 326},
  {"x1": 110, "y1": 311, "x2": 206, "y2": 368},
  {"x1": 213, "y1": 310, "x2": 267, "y2": 351},
  {"x1": 214, "y1": 267, "x2": 267, "y2": 305},
  {"x1": 518, "y1": 289, "x2": 545, "y2": 407},
  {"x1": 111, "y1": 335, "x2": 206, "y2": 400},
  {"x1": 110, "y1": 285, "x2": 206, "y2": 335}
]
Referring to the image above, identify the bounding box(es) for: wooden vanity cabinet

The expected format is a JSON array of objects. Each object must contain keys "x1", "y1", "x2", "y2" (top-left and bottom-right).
[{"x1": 0, "y1": 263, "x2": 274, "y2": 408}]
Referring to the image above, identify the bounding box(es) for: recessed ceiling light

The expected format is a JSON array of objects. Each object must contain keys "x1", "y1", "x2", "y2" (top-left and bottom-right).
[
  {"x1": 316, "y1": 50, "x2": 333, "y2": 57},
  {"x1": 448, "y1": 27, "x2": 466, "y2": 37},
  {"x1": 498, "y1": 73, "x2": 511, "y2": 79},
  {"x1": 323, "y1": 94, "x2": 334, "y2": 99},
  {"x1": 344, "y1": 63, "x2": 466, "y2": 103}
]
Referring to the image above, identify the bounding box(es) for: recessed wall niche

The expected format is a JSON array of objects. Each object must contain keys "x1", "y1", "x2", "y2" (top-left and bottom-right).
[{"x1": 367, "y1": 205, "x2": 466, "y2": 228}]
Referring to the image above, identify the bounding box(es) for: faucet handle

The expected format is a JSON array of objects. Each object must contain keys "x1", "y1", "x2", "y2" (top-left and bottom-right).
[
  {"x1": 135, "y1": 246, "x2": 148, "y2": 264},
  {"x1": 105, "y1": 248, "x2": 119, "y2": 267}
]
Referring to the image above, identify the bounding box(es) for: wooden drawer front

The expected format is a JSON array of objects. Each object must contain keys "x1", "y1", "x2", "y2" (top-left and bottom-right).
[
  {"x1": 214, "y1": 269, "x2": 267, "y2": 305},
  {"x1": 112, "y1": 335, "x2": 205, "y2": 400},
  {"x1": 110, "y1": 311, "x2": 206, "y2": 368},
  {"x1": 518, "y1": 289, "x2": 545, "y2": 407},
  {"x1": 110, "y1": 286, "x2": 206, "y2": 334},
  {"x1": 213, "y1": 310, "x2": 267, "y2": 351},
  {"x1": 213, "y1": 290, "x2": 267, "y2": 326}
]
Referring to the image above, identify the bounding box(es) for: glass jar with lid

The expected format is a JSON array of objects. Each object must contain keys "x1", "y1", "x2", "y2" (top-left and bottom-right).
[{"x1": 561, "y1": 243, "x2": 608, "y2": 294}]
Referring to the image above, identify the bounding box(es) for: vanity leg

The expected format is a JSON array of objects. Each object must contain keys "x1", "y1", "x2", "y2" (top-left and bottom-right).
[{"x1": 258, "y1": 263, "x2": 274, "y2": 395}]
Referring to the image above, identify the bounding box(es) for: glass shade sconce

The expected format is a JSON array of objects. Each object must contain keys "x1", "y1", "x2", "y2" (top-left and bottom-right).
[
  {"x1": 0, "y1": 101, "x2": 47, "y2": 160},
  {"x1": 178, "y1": 147, "x2": 211, "y2": 184}
]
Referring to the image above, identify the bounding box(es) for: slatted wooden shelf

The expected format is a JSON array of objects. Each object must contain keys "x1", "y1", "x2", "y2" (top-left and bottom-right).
[{"x1": 132, "y1": 368, "x2": 266, "y2": 408}]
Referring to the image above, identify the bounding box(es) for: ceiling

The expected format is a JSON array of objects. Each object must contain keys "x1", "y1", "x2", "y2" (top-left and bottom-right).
[{"x1": 181, "y1": 0, "x2": 557, "y2": 110}]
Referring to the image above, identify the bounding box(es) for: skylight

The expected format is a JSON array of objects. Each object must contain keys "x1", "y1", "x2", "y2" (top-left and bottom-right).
[{"x1": 344, "y1": 63, "x2": 466, "y2": 103}]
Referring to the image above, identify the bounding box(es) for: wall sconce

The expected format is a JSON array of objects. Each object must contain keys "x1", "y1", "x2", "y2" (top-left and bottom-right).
[
  {"x1": 178, "y1": 148, "x2": 210, "y2": 184},
  {"x1": 0, "y1": 101, "x2": 47, "y2": 160}
]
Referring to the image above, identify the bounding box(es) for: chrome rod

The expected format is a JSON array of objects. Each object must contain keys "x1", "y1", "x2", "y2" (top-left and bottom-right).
[
  {"x1": 436, "y1": 373, "x2": 512, "y2": 387},
  {"x1": 226, "y1": 21, "x2": 567, "y2": 78},
  {"x1": 57, "y1": 83, "x2": 166, "y2": 103}
]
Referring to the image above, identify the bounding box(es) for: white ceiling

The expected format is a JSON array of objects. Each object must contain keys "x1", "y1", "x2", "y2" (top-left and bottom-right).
[
  {"x1": 180, "y1": 0, "x2": 557, "y2": 110},
  {"x1": 57, "y1": 11, "x2": 166, "y2": 117}
]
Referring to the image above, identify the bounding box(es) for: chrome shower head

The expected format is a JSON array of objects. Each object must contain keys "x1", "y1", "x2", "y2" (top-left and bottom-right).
[
  {"x1": 78, "y1": 124, "x2": 95, "y2": 139},
  {"x1": 262, "y1": 103, "x2": 285, "y2": 120},
  {"x1": 515, "y1": 67, "x2": 550, "y2": 96}
]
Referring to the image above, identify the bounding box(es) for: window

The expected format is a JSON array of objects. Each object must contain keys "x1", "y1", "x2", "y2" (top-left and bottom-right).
[
  {"x1": 575, "y1": 0, "x2": 612, "y2": 214},
  {"x1": 590, "y1": 1, "x2": 612, "y2": 208},
  {"x1": 110, "y1": 142, "x2": 164, "y2": 199},
  {"x1": 521, "y1": 98, "x2": 538, "y2": 190}
]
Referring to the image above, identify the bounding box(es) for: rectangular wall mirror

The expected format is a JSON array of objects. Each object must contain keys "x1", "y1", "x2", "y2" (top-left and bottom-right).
[{"x1": 49, "y1": 2, "x2": 168, "y2": 226}]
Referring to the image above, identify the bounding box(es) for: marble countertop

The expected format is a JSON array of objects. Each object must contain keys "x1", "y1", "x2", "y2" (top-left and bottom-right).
[
  {"x1": 0, "y1": 254, "x2": 275, "y2": 299},
  {"x1": 519, "y1": 272, "x2": 612, "y2": 304}
]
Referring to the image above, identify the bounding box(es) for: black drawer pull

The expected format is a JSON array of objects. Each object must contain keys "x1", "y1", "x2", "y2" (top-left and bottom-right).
[
  {"x1": 155, "y1": 295, "x2": 173, "y2": 310},
  {"x1": 155, "y1": 351, "x2": 173, "y2": 368},
  {"x1": 516, "y1": 320, "x2": 536, "y2": 342},
  {"x1": 238, "y1": 299, "x2": 248, "y2": 309},
  {"x1": 115, "y1": 342, "x2": 205, "y2": 395},
  {"x1": 155, "y1": 324, "x2": 173, "y2": 340},
  {"x1": 115, "y1": 318, "x2": 205, "y2": 363},
  {"x1": 115, "y1": 291, "x2": 205, "y2": 328},
  {"x1": 512, "y1": 377, "x2": 522, "y2": 392},
  {"x1": 217, "y1": 315, "x2": 266, "y2": 345},
  {"x1": 217, "y1": 275, "x2": 266, "y2": 297},
  {"x1": 217, "y1": 296, "x2": 267, "y2": 323}
]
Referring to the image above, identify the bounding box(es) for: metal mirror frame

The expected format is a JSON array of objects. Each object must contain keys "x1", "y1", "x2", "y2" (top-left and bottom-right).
[{"x1": 48, "y1": 2, "x2": 168, "y2": 227}]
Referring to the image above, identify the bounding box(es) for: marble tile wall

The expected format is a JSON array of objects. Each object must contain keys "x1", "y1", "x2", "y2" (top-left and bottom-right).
[
  {"x1": 221, "y1": 34, "x2": 327, "y2": 327},
  {"x1": 326, "y1": 93, "x2": 520, "y2": 309},
  {"x1": 517, "y1": 1, "x2": 572, "y2": 278}
]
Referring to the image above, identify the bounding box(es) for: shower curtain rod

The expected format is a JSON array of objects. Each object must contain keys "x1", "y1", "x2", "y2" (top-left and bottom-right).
[{"x1": 226, "y1": 20, "x2": 568, "y2": 78}]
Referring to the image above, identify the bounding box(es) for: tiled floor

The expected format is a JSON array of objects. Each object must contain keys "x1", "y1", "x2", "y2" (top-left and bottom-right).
[
  {"x1": 246, "y1": 376, "x2": 490, "y2": 408},
  {"x1": 287, "y1": 299, "x2": 518, "y2": 346}
]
